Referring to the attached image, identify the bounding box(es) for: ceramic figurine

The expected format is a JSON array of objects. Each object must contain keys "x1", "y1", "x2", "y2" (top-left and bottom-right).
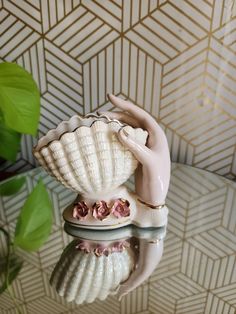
[
  {"x1": 50, "y1": 225, "x2": 166, "y2": 304},
  {"x1": 33, "y1": 94, "x2": 171, "y2": 229}
]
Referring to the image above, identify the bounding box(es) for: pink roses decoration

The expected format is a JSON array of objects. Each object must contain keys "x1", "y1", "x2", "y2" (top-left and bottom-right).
[
  {"x1": 112, "y1": 199, "x2": 130, "y2": 218},
  {"x1": 75, "y1": 241, "x2": 90, "y2": 253},
  {"x1": 75, "y1": 240, "x2": 130, "y2": 257},
  {"x1": 72, "y1": 198, "x2": 130, "y2": 221},
  {"x1": 73, "y1": 201, "x2": 89, "y2": 220},
  {"x1": 92, "y1": 201, "x2": 110, "y2": 221}
]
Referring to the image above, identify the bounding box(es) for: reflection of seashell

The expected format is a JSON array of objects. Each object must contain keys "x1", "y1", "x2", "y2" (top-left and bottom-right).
[
  {"x1": 50, "y1": 240, "x2": 135, "y2": 304},
  {"x1": 33, "y1": 115, "x2": 148, "y2": 195}
]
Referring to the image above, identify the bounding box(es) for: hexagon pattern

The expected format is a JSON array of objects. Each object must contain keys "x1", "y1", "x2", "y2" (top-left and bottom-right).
[
  {"x1": 0, "y1": 163, "x2": 236, "y2": 313},
  {"x1": 0, "y1": 0, "x2": 235, "y2": 178}
]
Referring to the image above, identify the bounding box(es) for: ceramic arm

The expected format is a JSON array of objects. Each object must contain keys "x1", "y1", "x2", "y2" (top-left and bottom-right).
[
  {"x1": 117, "y1": 239, "x2": 164, "y2": 299},
  {"x1": 103, "y1": 94, "x2": 171, "y2": 206}
]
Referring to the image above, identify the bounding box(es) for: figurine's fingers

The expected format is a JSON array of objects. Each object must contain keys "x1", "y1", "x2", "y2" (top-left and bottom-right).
[
  {"x1": 118, "y1": 128, "x2": 152, "y2": 165},
  {"x1": 99, "y1": 111, "x2": 141, "y2": 128},
  {"x1": 108, "y1": 94, "x2": 150, "y2": 122},
  {"x1": 117, "y1": 288, "x2": 129, "y2": 301},
  {"x1": 108, "y1": 94, "x2": 166, "y2": 149}
]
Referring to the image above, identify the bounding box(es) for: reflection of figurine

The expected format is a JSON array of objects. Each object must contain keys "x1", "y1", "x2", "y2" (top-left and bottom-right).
[
  {"x1": 50, "y1": 239, "x2": 135, "y2": 304},
  {"x1": 50, "y1": 225, "x2": 166, "y2": 304},
  {"x1": 33, "y1": 95, "x2": 170, "y2": 229}
]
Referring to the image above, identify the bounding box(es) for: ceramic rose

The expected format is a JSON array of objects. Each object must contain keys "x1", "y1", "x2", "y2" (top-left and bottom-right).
[
  {"x1": 73, "y1": 201, "x2": 89, "y2": 220},
  {"x1": 92, "y1": 201, "x2": 110, "y2": 220},
  {"x1": 112, "y1": 199, "x2": 130, "y2": 218}
]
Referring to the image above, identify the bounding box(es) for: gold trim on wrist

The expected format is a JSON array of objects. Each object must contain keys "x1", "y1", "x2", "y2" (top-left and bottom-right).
[{"x1": 137, "y1": 198, "x2": 166, "y2": 210}]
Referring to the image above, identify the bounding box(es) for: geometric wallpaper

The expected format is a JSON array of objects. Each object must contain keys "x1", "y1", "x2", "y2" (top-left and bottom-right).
[
  {"x1": 1, "y1": 163, "x2": 236, "y2": 313},
  {"x1": 0, "y1": 0, "x2": 236, "y2": 178},
  {"x1": 151, "y1": 163, "x2": 236, "y2": 314}
]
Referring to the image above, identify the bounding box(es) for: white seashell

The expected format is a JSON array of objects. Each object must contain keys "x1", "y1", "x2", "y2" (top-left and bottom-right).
[
  {"x1": 50, "y1": 240, "x2": 135, "y2": 304},
  {"x1": 33, "y1": 115, "x2": 148, "y2": 195}
]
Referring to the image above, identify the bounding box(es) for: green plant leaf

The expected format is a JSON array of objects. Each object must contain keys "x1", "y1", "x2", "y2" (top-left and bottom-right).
[
  {"x1": 0, "y1": 177, "x2": 26, "y2": 196},
  {"x1": 14, "y1": 179, "x2": 53, "y2": 251},
  {"x1": 0, "y1": 120, "x2": 21, "y2": 161},
  {"x1": 0, "y1": 62, "x2": 40, "y2": 135},
  {"x1": 0, "y1": 254, "x2": 23, "y2": 294}
]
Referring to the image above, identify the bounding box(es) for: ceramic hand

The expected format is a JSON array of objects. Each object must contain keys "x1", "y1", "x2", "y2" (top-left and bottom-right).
[
  {"x1": 117, "y1": 239, "x2": 163, "y2": 300},
  {"x1": 102, "y1": 94, "x2": 171, "y2": 206}
]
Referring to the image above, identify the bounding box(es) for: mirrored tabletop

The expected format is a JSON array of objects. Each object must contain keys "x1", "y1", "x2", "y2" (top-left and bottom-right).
[{"x1": 0, "y1": 163, "x2": 236, "y2": 314}]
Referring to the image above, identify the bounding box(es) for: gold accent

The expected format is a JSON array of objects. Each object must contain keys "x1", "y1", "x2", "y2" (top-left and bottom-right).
[
  {"x1": 148, "y1": 239, "x2": 160, "y2": 243},
  {"x1": 137, "y1": 198, "x2": 166, "y2": 209}
]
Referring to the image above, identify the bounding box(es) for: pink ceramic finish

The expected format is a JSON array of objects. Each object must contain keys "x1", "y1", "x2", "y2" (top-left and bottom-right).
[
  {"x1": 117, "y1": 239, "x2": 163, "y2": 299},
  {"x1": 101, "y1": 94, "x2": 171, "y2": 206}
]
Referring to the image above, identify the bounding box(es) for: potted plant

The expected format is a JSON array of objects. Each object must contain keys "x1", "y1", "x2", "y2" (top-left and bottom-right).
[{"x1": 0, "y1": 62, "x2": 53, "y2": 311}]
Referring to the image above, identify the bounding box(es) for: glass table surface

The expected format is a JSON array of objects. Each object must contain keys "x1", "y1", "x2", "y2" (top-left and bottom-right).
[{"x1": 0, "y1": 163, "x2": 235, "y2": 314}]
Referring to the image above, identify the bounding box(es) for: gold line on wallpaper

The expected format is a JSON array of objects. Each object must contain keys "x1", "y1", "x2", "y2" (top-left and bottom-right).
[{"x1": 0, "y1": 0, "x2": 235, "y2": 178}]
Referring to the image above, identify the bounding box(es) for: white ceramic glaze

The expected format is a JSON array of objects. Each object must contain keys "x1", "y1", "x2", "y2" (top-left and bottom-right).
[
  {"x1": 50, "y1": 240, "x2": 135, "y2": 304},
  {"x1": 50, "y1": 225, "x2": 165, "y2": 303},
  {"x1": 33, "y1": 115, "x2": 148, "y2": 196}
]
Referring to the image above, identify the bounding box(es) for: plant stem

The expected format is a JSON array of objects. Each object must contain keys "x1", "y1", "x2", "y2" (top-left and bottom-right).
[{"x1": 0, "y1": 226, "x2": 22, "y2": 314}]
